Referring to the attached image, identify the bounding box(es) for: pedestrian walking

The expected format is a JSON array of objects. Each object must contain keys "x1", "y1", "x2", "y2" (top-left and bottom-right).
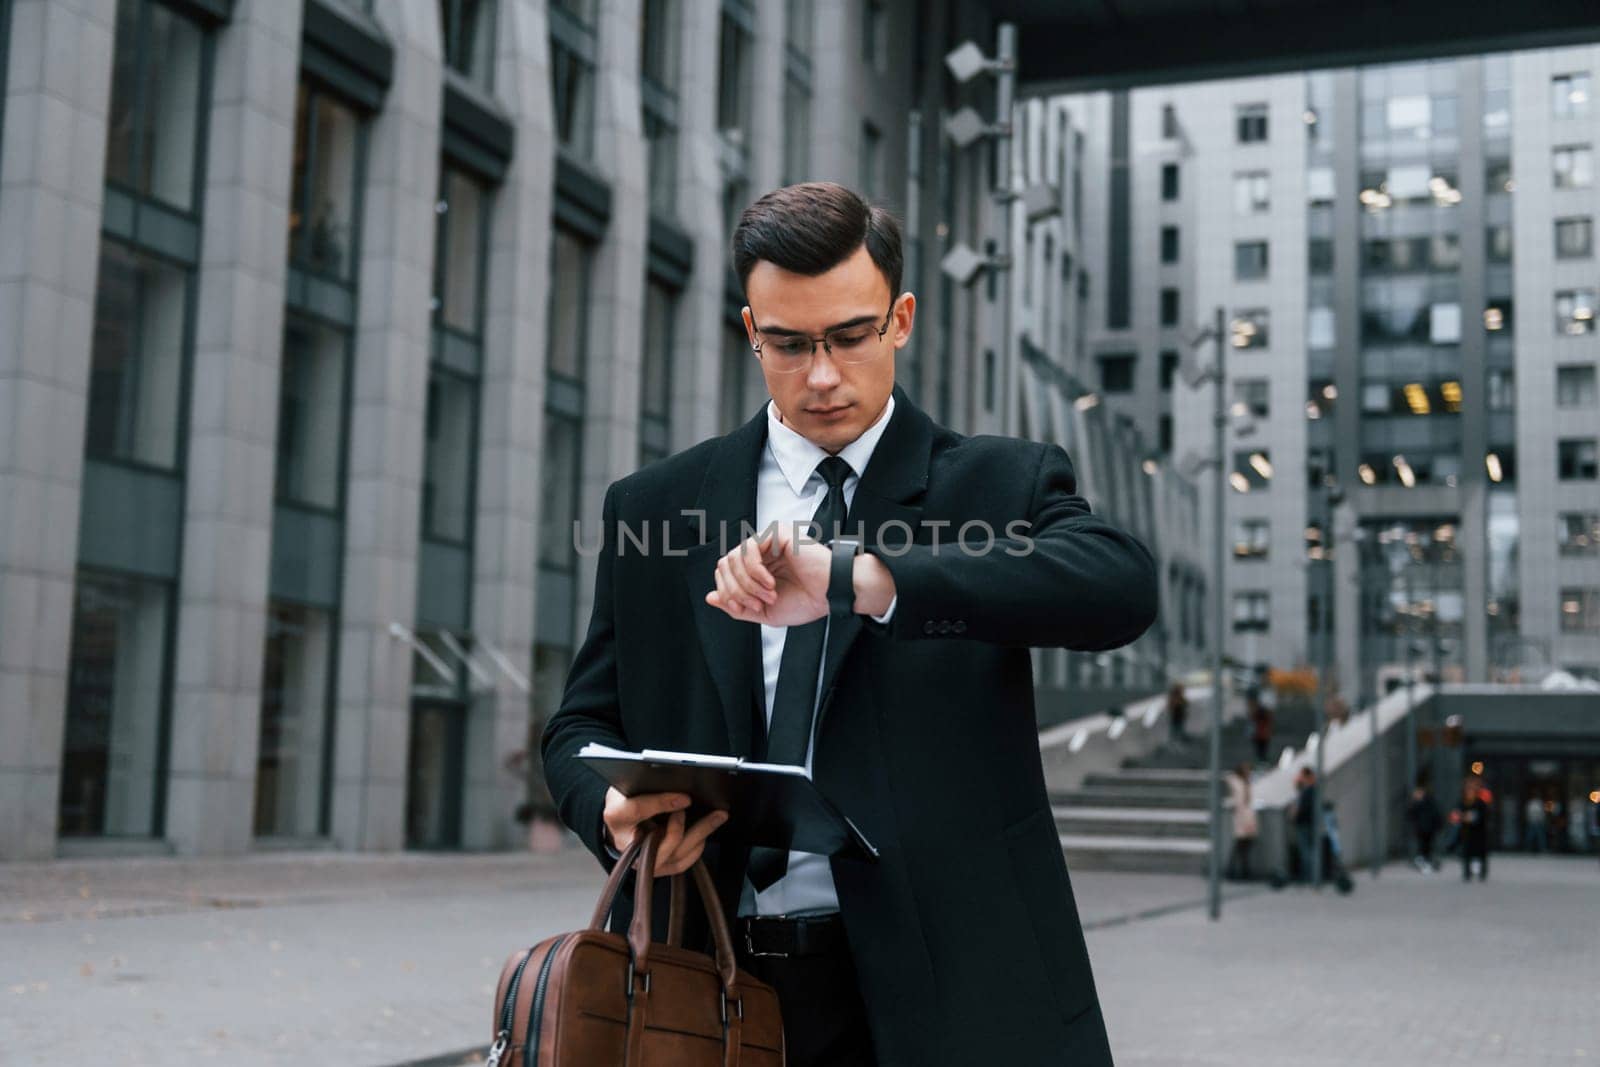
[
  {"x1": 1522, "y1": 795, "x2": 1548, "y2": 853},
  {"x1": 1407, "y1": 779, "x2": 1442, "y2": 872},
  {"x1": 1452, "y1": 776, "x2": 1492, "y2": 881},
  {"x1": 1290, "y1": 766, "x2": 1319, "y2": 884},
  {"x1": 1166, "y1": 682, "x2": 1189, "y2": 746},
  {"x1": 1226, "y1": 762, "x2": 1258, "y2": 880},
  {"x1": 1249, "y1": 693, "x2": 1274, "y2": 764}
]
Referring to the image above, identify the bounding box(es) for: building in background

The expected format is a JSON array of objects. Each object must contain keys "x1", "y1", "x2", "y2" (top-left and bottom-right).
[
  {"x1": 0, "y1": 0, "x2": 1184, "y2": 861},
  {"x1": 1091, "y1": 53, "x2": 1600, "y2": 706}
]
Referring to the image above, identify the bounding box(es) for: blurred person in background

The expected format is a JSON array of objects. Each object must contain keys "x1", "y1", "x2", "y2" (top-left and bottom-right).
[
  {"x1": 1407, "y1": 777, "x2": 1442, "y2": 873},
  {"x1": 1522, "y1": 794, "x2": 1548, "y2": 853},
  {"x1": 1249, "y1": 691, "x2": 1274, "y2": 765},
  {"x1": 1225, "y1": 762, "x2": 1258, "y2": 880},
  {"x1": 1290, "y1": 766, "x2": 1319, "y2": 884},
  {"x1": 1451, "y1": 775, "x2": 1492, "y2": 882},
  {"x1": 1165, "y1": 682, "x2": 1189, "y2": 746}
]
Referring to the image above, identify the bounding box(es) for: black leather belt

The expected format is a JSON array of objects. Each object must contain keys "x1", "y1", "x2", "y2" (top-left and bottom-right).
[{"x1": 738, "y1": 913, "x2": 849, "y2": 959}]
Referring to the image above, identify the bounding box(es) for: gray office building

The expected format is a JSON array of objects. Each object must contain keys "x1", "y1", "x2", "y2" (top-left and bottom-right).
[{"x1": 0, "y1": 0, "x2": 1188, "y2": 860}]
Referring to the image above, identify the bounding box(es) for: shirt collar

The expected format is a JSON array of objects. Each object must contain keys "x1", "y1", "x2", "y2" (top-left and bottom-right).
[{"x1": 765, "y1": 394, "x2": 896, "y2": 497}]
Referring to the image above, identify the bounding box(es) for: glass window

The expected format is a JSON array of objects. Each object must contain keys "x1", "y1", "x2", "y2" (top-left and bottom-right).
[
  {"x1": 640, "y1": 0, "x2": 680, "y2": 217},
  {"x1": 1231, "y1": 449, "x2": 1272, "y2": 492},
  {"x1": 1430, "y1": 303, "x2": 1461, "y2": 344},
  {"x1": 1234, "y1": 378, "x2": 1269, "y2": 418},
  {"x1": 255, "y1": 602, "x2": 335, "y2": 838},
  {"x1": 441, "y1": 0, "x2": 497, "y2": 90},
  {"x1": 1098, "y1": 354, "x2": 1135, "y2": 394},
  {"x1": 57, "y1": 571, "x2": 173, "y2": 838},
  {"x1": 1233, "y1": 171, "x2": 1270, "y2": 214},
  {"x1": 1487, "y1": 369, "x2": 1515, "y2": 411},
  {"x1": 1160, "y1": 163, "x2": 1179, "y2": 201},
  {"x1": 782, "y1": 75, "x2": 811, "y2": 185},
  {"x1": 643, "y1": 108, "x2": 678, "y2": 218},
  {"x1": 1231, "y1": 591, "x2": 1269, "y2": 632},
  {"x1": 86, "y1": 241, "x2": 193, "y2": 470},
  {"x1": 722, "y1": 320, "x2": 757, "y2": 431},
  {"x1": 550, "y1": 9, "x2": 596, "y2": 157},
  {"x1": 1559, "y1": 512, "x2": 1600, "y2": 556},
  {"x1": 1553, "y1": 145, "x2": 1593, "y2": 189},
  {"x1": 1552, "y1": 72, "x2": 1592, "y2": 119},
  {"x1": 1486, "y1": 224, "x2": 1513, "y2": 262},
  {"x1": 1160, "y1": 288, "x2": 1179, "y2": 327},
  {"x1": 1307, "y1": 167, "x2": 1334, "y2": 206},
  {"x1": 1309, "y1": 239, "x2": 1334, "y2": 274},
  {"x1": 538, "y1": 412, "x2": 584, "y2": 570},
  {"x1": 1556, "y1": 289, "x2": 1597, "y2": 335},
  {"x1": 639, "y1": 281, "x2": 675, "y2": 467},
  {"x1": 105, "y1": 0, "x2": 206, "y2": 212},
  {"x1": 434, "y1": 167, "x2": 488, "y2": 336},
  {"x1": 717, "y1": 11, "x2": 752, "y2": 142},
  {"x1": 1231, "y1": 309, "x2": 1269, "y2": 349},
  {"x1": 421, "y1": 370, "x2": 478, "y2": 544},
  {"x1": 275, "y1": 316, "x2": 350, "y2": 510},
  {"x1": 289, "y1": 83, "x2": 362, "y2": 280},
  {"x1": 1234, "y1": 240, "x2": 1269, "y2": 281},
  {"x1": 639, "y1": 0, "x2": 678, "y2": 88},
  {"x1": 862, "y1": 0, "x2": 886, "y2": 70},
  {"x1": 1558, "y1": 439, "x2": 1599, "y2": 480},
  {"x1": 786, "y1": 0, "x2": 812, "y2": 55},
  {"x1": 1159, "y1": 351, "x2": 1178, "y2": 392},
  {"x1": 1308, "y1": 306, "x2": 1335, "y2": 350},
  {"x1": 1557, "y1": 365, "x2": 1598, "y2": 408},
  {"x1": 1555, "y1": 217, "x2": 1593, "y2": 259},
  {"x1": 1160, "y1": 226, "x2": 1179, "y2": 264},
  {"x1": 1560, "y1": 588, "x2": 1600, "y2": 633},
  {"x1": 1236, "y1": 103, "x2": 1268, "y2": 144},
  {"x1": 548, "y1": 229, "x2": 591, "y2": 380},
  {"x1": 860, "y1": 121, "x2": 882, "y2": 198},
  {"x1": 1233, "y1": 519, "x2": 1269, "y2": 560}
]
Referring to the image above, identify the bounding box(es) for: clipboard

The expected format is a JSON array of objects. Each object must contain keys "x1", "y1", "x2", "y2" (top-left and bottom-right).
[{"x1": 577, "y1": 743, "x2": 879, "y2": 862}]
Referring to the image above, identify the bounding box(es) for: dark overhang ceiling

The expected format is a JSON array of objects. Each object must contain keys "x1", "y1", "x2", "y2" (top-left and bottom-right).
[{"x1": 988, "y1": 1, "x2": 1600, "y2": 95}]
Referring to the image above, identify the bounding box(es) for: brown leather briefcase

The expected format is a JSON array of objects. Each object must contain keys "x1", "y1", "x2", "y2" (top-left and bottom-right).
[{"x1": 487, "y1": 822, "x2": 784, "y2": 1066}]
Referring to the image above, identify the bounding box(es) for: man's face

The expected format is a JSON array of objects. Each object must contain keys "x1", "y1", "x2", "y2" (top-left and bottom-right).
[{"x1": 742, "y1": 244, "x2": 915, "y2": 453}]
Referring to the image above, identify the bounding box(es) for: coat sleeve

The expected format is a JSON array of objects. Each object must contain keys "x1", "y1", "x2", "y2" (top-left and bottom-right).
[
  {"x1": 874, "y1": 442, "x2": 1158, "y2": 650},
  {"x1": 540, "y1": 484, "x2": 626, "y2": 871}
]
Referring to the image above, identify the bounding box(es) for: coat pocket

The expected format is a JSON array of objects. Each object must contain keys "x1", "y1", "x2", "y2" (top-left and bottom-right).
[{"x1": 1002, "y1": 806, "x2": 1097, "y2": 1025}]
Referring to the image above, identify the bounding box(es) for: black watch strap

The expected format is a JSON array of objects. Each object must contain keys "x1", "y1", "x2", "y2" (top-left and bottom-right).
[{"x1": 828, "y1": 538, "x2": 861, "y2": 616}]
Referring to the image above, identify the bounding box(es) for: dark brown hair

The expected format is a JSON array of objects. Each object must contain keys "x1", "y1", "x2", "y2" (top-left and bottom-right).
[{"x1": 732, "y1": 182, "x2": 903, "y2": 299}]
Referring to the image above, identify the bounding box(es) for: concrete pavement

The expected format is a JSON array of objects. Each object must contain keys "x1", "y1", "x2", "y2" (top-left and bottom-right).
[{"x1": 0, "y1": 846, "x2": 1594, "y2": 1065}]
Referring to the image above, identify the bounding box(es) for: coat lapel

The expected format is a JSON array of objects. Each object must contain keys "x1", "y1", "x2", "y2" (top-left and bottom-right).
[
  {"x1": 816, "y1": 387, "x2": 932, "y2": 736},
  {"x1": 683, "y1": 406, "x2": 769, "y2": 759}
]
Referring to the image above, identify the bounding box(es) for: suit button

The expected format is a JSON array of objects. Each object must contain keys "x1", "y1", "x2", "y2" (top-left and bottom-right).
[
  {"x1": 937, "y1": 621, "x2": 952, "y2": 635},
  {"x1": 953, "y1": 620, "x2": 967, "y2": 635},
  {"x1": 923, "y1": 620, "x2": 936, "y2": 635}
]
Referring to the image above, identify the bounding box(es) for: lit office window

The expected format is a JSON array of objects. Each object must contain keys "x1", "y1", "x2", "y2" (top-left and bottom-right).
[
  {"x1": 1552, "y1": 72, "x2": 1592, "y2": 119},
  {"x1": 1553, "y1": 144, "x2": 1593, "y2": 189},
  {"x1": 1234, "y1": 378, "x2": 1269, "y2": 418},
  {"x1": 1558, "y1": 513, "x2": 1600, "y2": 557},
  {"x1": 57, "y1": 572, "x2": 173, "y2": 838},
  {"x1": 1233, "y1": 519, "x2": 1269, "y2": 560},
  {"x1": 1555, "y1": 289, "x2": 1597, "y2": 335},
  {"x1": 1231, "y1": 308, "x2": 1270, "y2": 349},
  {"x1": 1560, "y1": 588, "x2": 1600, "y2": 633},
  {"x1": 1233, "y1": 171, "x2": 1270, "y2": 214}
]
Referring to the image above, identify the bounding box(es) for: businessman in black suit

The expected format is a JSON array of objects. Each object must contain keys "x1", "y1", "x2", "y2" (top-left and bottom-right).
[{"x1": 543, "y1": 182, "x2": 1156, "y2": 1066}]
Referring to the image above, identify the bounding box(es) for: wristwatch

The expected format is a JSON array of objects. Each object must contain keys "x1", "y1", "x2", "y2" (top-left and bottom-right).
[{"x1": 828, "y1": 537, "x2": 862, "y2": 616}]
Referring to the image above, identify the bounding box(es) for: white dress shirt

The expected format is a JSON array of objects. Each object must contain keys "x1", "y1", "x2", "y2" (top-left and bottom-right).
[{"x1": 739, "y1": 395, "x2": 897, "y2": 917}]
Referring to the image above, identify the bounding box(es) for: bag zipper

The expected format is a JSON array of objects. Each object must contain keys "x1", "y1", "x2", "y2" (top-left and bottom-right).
[
  {"x1": 525, "y1": 935, "x2": 569, "y2": 1067},
  {"x1": 486, "y1": 949, "x2": 536, "y2": 1067}
]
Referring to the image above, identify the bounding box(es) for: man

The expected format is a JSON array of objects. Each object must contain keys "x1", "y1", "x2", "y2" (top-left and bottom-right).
[
  {"x1": 1291, "y1": 766, "x2": 1319, "y2": 884},
  {"x1": 542, "y1": 182, "x2": 1157, "y2": 1066}
]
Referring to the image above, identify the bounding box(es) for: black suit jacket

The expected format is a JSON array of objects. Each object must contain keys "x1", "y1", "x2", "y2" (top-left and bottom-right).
[{"x1": 542, "y1": 388, "x2": 1156, "y2": 1066}]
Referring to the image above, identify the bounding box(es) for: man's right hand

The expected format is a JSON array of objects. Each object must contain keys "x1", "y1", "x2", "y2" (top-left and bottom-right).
[{"x1": 602, "y1": 788, "x2": 730, "y2": 877}]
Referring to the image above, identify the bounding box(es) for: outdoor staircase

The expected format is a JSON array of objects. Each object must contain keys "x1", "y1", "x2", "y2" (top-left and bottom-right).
[{"x1": 1053, "y1": 703, "x2": 1317, "y2": 873}]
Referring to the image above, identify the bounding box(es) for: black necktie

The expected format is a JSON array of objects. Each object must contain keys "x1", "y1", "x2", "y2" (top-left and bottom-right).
[{"x1": 749, "y1": 455, "x2": 852, "y2": 891}]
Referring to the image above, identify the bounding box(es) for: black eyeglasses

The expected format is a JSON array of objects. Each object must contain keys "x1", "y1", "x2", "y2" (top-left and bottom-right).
[{"x1": 749, "y1": 302, "x2": 896, "y2": 374}]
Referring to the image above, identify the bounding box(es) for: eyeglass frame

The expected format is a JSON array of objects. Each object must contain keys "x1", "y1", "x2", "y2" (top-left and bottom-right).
[{"x1": 746, "y1": 299, "x2": 899, "y2": 374}]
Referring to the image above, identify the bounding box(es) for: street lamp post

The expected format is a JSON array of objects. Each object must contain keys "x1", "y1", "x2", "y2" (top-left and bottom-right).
[{"x1": 1180, "y1": 306, "x2": 1228, "y2": 921}]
